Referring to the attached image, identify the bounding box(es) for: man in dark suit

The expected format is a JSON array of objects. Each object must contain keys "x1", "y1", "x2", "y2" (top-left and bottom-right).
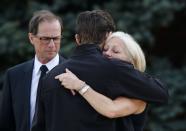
[
  {"x1": 0, "y1": 10, "x2": 65, "y2": 131},
  {"x1": 32, "y1": 10, "x2": 168, "y2": 131}
]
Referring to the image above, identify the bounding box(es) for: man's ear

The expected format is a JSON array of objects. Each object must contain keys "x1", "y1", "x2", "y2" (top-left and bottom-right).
[
  {"x1": 28, "y1": 33, "x2": 34, "y2": 45},
  {"x1": 75, "y1": 34, "x2": 81, "y2": 45}
]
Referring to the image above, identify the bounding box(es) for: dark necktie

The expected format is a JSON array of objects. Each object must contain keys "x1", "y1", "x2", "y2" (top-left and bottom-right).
[
  {"x1": 37, "y1": 65, "x2": 48, "y2": 98},
  {"x1": 32, "y1": 65, "x2": 48, "y2": 126},
  {"x1": 39, "y1": 65, "x2": 48, "y2": 85}
]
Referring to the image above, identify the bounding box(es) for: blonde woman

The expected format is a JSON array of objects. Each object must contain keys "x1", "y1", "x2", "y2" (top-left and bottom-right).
[{"x1": 56, "y1": 31, "x2": 151, "y2": 131}]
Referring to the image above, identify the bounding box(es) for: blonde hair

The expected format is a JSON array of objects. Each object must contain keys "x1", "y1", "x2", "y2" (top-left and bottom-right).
[{"x1": 107, "y1": 31, "x2": 146, "y2": 72}]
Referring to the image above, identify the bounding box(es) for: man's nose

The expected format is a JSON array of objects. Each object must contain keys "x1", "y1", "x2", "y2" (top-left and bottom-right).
[{"x1": 48, "y1": 39, "x2": 55, "y2": 47}]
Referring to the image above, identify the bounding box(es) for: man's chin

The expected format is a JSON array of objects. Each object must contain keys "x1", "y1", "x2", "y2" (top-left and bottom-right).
[
  {"x1": 48, "y1": 52, "x2": 56, "y2": 56},
  {"x1": 47, "y1": 53, "x2": 57, "y2": 59}
]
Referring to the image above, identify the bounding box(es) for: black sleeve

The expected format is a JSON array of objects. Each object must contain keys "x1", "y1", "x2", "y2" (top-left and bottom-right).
[
  {"x1": 0, "y1": 70, "x2": 15, "y2": 131},
  {"x1": 108, "y1": 59, "x2": 169, "y2": 104}
]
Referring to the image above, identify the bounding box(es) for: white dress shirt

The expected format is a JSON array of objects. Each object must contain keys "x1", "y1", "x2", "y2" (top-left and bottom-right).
[{"x1": 30, "y1": 54, "x2": 59, "y2": 126}]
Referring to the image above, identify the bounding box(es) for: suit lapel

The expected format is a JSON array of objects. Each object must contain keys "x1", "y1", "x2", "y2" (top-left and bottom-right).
[
  {"x1": 59, "y1": 55, "x2": 66, "y2": 64},
  {"x1": 22, "y1": 59, "x2": 34, "y2": 129},
  {"x1": 21, "y1": 56, "x2": 64, "y2": 129}
]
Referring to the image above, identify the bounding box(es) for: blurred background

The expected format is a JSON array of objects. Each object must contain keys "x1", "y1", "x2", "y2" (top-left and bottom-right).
[{"x1": 0, "y1": 0, "x2": 186, "y2": 130}]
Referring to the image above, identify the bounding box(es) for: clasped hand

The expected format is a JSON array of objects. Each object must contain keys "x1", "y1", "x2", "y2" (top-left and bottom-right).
[{"x1": 55, "y1": 68, "x2": 85, "y2": 95}]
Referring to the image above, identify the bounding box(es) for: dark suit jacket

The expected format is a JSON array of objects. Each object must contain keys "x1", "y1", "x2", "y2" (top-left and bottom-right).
[
  {"x1": 0, "y1": 55, "x2": 65, "y2": 131},
  {"x1": 32, "y1": 44, "x2": 169, "y2": 131}
]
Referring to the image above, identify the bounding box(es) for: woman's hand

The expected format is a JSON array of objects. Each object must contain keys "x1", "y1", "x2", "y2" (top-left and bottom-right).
[{"x1": 55, "y1": 68, "x2": 85, "y2": 91}]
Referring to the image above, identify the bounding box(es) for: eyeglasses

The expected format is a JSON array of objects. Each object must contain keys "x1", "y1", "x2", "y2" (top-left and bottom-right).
[{"x1": 34, "y1": 35, "x2": 62, "y2": 44}]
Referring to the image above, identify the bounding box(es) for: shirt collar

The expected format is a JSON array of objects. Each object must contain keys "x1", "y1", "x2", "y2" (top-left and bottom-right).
[
  {"x1": 71, "y1": 43, "x2": 101, "y2": 57},
  {"x1": 34, "y1": 54, "x2": 59, "y2": 75}
]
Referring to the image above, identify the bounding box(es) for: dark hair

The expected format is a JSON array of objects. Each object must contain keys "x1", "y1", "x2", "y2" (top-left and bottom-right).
[
  {"x1": 76, "y1": 10, "x2": 116, "y2": 45},
  {"x1": 92, "y1": 10, "x2": 116, "y2": 32},
  {"x1": 29, "y1": 10, "x2": 63, "y2": 35}
]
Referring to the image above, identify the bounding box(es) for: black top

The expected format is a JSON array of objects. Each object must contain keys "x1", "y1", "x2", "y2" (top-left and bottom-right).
[
  {"x1": 131, "y1": 110, "x2": 147, "y2": 131},
  {"x1": 32, "y1": 44, "x2": 168, "y2": 131},
  {"x1": 115, "y1": 108, "x2": 147, "y2": 131}
]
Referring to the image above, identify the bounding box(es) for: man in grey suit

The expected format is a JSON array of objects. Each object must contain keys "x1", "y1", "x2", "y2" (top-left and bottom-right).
[{"x1": 0, "y1": 10, "x2": 65, "y2": 131}]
